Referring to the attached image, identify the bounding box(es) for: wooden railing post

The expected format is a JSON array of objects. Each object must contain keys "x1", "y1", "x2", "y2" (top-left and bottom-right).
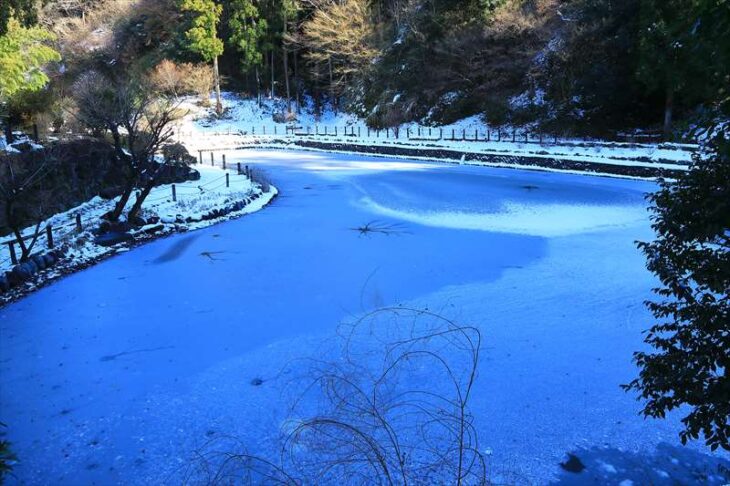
[
  {"x1": 46, "y1": 225, "x2": 54, "y2": 249},
  {"x1": 8, "y1": 242, "x2": 17, "y2": 265}
]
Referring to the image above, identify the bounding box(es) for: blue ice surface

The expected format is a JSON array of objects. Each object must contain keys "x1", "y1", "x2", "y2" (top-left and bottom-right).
[{"x1": 1, "y1": 150, "x2": 727, "y2": 484}]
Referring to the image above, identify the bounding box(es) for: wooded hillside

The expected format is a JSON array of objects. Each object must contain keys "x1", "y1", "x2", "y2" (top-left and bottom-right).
[{"x1": 2, "y1": 0, "x2": 729, "y2": 139}]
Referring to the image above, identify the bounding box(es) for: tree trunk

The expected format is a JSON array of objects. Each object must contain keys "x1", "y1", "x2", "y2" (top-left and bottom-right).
[
  {"x1": 282, "y1": 21, "x2": 291, "y2": 114},
  {"x1": 4, "y1": 117, "x2": 13, "y2": 144},
  {"x1": 328, "y1": 58, "x2": 335, "y2": 113},
  {"x1": 255, "y1": 67, "x2": 261, "y2": 107},
  {"x1": 7, "y1": 192, "x2": 41, "y2": 263},
  {"x1": 294, "y1": 51, "x2": 300, "y2": 114},
  {"x1": 110, "y1": 183, "x2": 134, "y2": 222},
  {"x1": 107, "y1": 130, "x2": 135, "y2": 222},
  {"x1": 283, "y1": 48, "x2": 291, "y2": 113},
  {"x1": 663, "y1": 85, "x2": 674, "y2": 140},
  {"x1": 127, "y1": 183, "x2": 154, "y2": 222},
  {"x1": 213, "y1": 56, "x2": 223, "y2": 116},
  {"x1": 270, "y1": 50, "x2": 275, "y2": 99}
]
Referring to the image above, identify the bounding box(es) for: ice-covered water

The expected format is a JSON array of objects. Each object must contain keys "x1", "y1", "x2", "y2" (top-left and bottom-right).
[{"x1": 1, "y1": 150, "x2": 727, "y2": 485}]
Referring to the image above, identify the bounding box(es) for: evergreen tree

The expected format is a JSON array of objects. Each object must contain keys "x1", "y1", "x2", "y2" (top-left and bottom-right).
[
  {"x1": 180, "y1": 0, "x2": 224, "y2": 115},
  {"x1": 636, "y1": 0, "x2": 702, "y2": 137},
  {"x1": 624, "y1": 0, "x2": 730, "y2": 451},
  {"x1": 228, "y1": 0, "x2": 267, "y2": 103},
  {"x1": 0, "y1": 0, "x2": 37, "y2": 36},
  {"x1": 624, "y1": 111, "x2": 730, "y2": 450},
  {"x1": 0, "y1": 16, "x2": 60, "y2": 142}
]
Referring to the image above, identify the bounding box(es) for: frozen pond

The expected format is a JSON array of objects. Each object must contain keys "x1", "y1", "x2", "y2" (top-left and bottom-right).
[{"x1": 1, "y1": 150, "x2": 727, "y2": 484}]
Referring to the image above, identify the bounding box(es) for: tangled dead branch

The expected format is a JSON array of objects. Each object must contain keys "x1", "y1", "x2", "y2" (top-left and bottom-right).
[
  {"x1": 350, "y1": 221, "x2": 411, "y2": 237},
  {"x1": 184, "y1": 307, "x2": 486, "y2": 485}
]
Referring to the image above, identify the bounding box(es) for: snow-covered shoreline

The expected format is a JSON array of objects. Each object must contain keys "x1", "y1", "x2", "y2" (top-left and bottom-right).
[
  {"x1": 0, "y1": 165, "x2": 278, "y2": 306},
  {"x1": 175, "y1": 93, "x2": 694, "y2": 180}
]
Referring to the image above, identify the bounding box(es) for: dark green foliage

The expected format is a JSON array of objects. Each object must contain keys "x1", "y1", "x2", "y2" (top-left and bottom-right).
[
  {"x1": 227, "y1": 0, "x2": 267, "y2": 74},
  {"x1": 542, "y1": 0, "x2": 649, "y2": 133},
  {"x1": 0, "y1": 0, "x2": 37, "y2": 35},
  {"x1": 624, "y1": 110, "x2": 730, "y2": 450},
  {"x1": 0, "y1": 439, "x2": 16, "y2": 482},
  {"x1": 362, "y1": 0, "x2": 548, "y2": 127},
  {"x1": 545, "y1": 0, "x2": 730, "y2": 136},
  {"x1": 0, "y1": 422, "x2": 15, "y2": 482}
]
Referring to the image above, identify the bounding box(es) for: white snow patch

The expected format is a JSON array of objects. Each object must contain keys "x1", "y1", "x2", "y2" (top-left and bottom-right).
[{"x1": 358, "y1": 198, "x2": 648, "y2": 237}]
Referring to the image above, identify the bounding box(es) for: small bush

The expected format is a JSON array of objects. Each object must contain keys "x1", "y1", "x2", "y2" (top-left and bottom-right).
[{"x1": 184, "y1": 308, "x2": 486, "y2": 485}]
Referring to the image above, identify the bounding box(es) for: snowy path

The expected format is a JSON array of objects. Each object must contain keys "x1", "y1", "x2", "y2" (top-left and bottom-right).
[{"x1": 1, "y1": 150, "x2": 727, "y2": 485}]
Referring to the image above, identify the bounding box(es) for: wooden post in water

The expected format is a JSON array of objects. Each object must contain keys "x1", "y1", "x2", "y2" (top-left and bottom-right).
[
  {"x1": 210, "y1": 152, "x2": 214, "y2": 166},
  {"x1": 226, "y1": 173, "x2": 230, "y2": 188},
  {"x1": 172, "y1": 184, "x2": 177, "y2": 202},
  {"x1": 222, "y1": 154, "x2": 227, "y2": 170},
  {"x1": 75, "y1": 214, "x2": 82, "y2": 232}
]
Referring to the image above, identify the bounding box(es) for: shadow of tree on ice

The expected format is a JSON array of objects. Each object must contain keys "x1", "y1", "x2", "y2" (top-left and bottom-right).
[{"x1": 550, "y1": 442, "x2": 730, "y2": 485}]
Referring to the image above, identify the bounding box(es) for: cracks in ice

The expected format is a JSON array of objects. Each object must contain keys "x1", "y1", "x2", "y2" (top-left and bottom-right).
[{"x1": 99, "y1": 346, "x2": 175, "y2": 362}]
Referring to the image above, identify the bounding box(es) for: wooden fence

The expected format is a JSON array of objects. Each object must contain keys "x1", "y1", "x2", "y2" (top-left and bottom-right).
[{"x1": 1, "y1": 214, "x2": 82, "y2": 265}]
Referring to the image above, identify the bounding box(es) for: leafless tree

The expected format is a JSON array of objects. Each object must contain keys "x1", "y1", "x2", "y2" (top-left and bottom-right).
[
  {"x1": 0, "y1": 149, "x2": 59, "y2": 262},
  {"x1": 73, "y1": 72, "x2": 182, "y2": 223}
]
